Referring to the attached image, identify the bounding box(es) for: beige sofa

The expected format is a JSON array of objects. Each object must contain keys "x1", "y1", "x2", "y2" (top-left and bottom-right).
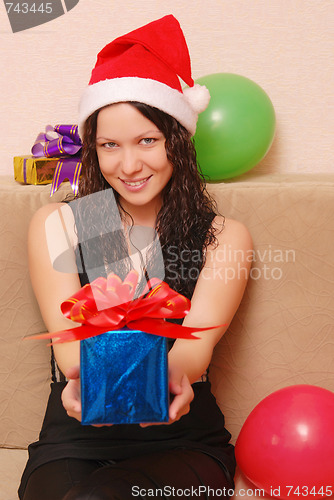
[{"x1": 1, "y1": 174, "x2": 333, "y2": 500}]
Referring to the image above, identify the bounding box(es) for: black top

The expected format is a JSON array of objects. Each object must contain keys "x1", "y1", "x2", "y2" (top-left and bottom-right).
[{"x1": 18, "y1": 201, "x2": 235, "y2": 498}]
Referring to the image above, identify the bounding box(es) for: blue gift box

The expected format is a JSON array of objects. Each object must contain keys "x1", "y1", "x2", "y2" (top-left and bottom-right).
[{"x1": 80, "y1": 327, "x2": 169, "y2": 425}]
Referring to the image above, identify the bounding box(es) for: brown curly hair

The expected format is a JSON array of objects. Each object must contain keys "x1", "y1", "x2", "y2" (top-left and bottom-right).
[{"x1": 72, "y1": 102, "x2": 223, "y2": 299}]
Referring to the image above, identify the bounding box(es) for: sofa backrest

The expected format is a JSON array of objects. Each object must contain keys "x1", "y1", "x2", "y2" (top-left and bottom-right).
[
  {"x1": 1, "y1": 174, "x2": 333, "y2": 448},
  {"x1": 208, "y1": 174, "x2": 334, "y2": 442},
  {"x1": 0, "y1": 178, "x2": 69, "y2": 448}
]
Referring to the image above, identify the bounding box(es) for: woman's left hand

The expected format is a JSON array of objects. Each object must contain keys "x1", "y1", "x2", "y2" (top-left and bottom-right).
[
  {"x1": 140, "y1": 369, "x2": 194, "y2": 427},
  {"x1": 168, "y1": 372, "x2": 194, "y2": 423}
]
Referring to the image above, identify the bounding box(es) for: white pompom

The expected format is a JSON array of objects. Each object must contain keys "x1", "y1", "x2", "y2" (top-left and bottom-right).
[{"x1": 183, "y1": 84, "x2": 211, "y2": 113}]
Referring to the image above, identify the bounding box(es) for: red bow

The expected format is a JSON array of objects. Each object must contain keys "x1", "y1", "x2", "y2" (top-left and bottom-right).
[{"x1": 30, "y1": 271, "x2": 219, "y2": 343}]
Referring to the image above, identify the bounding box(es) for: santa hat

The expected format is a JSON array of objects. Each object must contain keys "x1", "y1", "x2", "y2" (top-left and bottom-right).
[{"x1": 78, "y1": 15, "x2": 210, "y2": 138}]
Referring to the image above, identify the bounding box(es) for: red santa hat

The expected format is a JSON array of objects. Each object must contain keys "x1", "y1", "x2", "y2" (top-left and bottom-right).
[{"x1": 78, "y1": 15, "x2": 210, "y2": 138}]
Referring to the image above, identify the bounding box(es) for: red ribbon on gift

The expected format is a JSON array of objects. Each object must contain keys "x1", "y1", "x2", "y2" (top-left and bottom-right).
[{"x1": 30, "y1": 271, "x2": 222, "y2": 344}]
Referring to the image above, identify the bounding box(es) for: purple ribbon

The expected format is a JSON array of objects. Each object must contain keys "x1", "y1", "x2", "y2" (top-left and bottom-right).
[
  {"x1": 50, "y1": 159, "x2": 82, "y2": 197},
  {"x1": 32, "y1": 124, "x2": 82, "y2": 158},
  {"x1": 31, "y1": 125, "x2": 82, "y2": 196},
  {"x1": 23, "y1": 158, "x2": 28, "y2": 184}
]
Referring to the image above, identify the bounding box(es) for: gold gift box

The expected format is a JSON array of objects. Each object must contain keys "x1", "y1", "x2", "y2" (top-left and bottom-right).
[{"x1": 14, "y1": 155, "x2": 60, "y2": 185}]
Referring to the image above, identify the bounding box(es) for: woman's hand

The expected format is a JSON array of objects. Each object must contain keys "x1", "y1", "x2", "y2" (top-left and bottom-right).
[
  {"x1": 140, "y1": 367, "x2": 194, "y2": 428},
  {"x1": 168, "y1": 370, "x2": 194, "y2": 423},
  {"x1": 62, "y1": 366, "x2": 113, "y2": 427},
  {"x1": 61, "y1": 365, "x2": 82, "y2": 422}
]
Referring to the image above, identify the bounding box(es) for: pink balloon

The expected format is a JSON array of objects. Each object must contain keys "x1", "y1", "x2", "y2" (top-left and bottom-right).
[{"x1": 235, "y1": 385, "x2": 334, "y2": 499}]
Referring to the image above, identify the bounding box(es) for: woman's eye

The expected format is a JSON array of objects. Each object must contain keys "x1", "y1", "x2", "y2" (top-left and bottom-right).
[
  {"x1": 140, "y1": 138, "x2": 156, "y2": 145},
  {"x1": 103, "y1": 142, "x2": 117, "y2": 149}
]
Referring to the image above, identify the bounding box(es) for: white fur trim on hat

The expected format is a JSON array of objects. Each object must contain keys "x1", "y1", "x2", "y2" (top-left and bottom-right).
[{"x1": 78, "y1": 77, "x2": 208, "y2": 138}]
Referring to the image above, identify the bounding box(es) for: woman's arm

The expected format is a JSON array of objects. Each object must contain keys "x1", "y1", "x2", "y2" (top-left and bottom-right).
[
  {"x1": 28, "y1": 202, "x2": 82, "y2": 374},
  {"x1": 166, "y1": 217, "x2": 252, "y2": 420}
]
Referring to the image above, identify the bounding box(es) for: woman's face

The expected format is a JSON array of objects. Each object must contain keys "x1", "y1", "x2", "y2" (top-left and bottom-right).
[{"x1": 95, "y1": 103, "x2": 173, "y2": 218}]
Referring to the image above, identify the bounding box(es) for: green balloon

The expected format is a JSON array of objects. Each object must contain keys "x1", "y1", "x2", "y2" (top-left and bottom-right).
[{"x1": 194, "y1": 73, "x2": 276, "y2": 181}]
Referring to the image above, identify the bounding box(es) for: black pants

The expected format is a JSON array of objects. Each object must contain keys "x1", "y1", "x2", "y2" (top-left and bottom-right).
[{"x1": 22, "y1": 449, "x2": 234, "y2": 500}]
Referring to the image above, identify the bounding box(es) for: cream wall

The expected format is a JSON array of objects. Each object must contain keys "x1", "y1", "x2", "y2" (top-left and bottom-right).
[{"x1": 0, "y1": 0, "x2": 333, "y2": 177}]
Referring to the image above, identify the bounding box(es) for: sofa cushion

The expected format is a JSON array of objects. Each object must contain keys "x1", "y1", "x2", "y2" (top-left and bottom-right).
[{"x1": 0, "y1": 448, "x2": 28, "y2": 500}]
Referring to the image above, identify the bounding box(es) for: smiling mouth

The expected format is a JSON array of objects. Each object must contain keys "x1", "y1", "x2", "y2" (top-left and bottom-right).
[{"x1": 120, "y1": 175, "x2": 152, "y2": 187}]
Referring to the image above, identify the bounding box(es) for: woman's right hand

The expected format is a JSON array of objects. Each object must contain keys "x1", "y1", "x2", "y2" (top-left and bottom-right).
[
  {"x1": 62, "y1": 366, "x2": 113, "y2": 427},
  {"x1": 61, "y1": 366, "x2": 82, "y2": 422}
]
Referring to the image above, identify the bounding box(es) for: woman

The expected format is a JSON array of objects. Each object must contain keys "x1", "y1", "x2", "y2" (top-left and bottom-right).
[{"x1": 19, "y1": 15, "x2": 252, "y2": 500}]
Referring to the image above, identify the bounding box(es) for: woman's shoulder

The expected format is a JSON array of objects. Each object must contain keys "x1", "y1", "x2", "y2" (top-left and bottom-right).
[
  {"x1": 210, "y1": 215, "x2": 253, "y2": 256},
  {"x1": 30, "y1": 201, "x2": 71, "y2": 222},
  {"x1": 29, "y1": 201, "x2": 77, "y2": 250}
]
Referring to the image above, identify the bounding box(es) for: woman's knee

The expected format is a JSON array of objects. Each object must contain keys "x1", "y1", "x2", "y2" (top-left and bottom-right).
[
  {"x1": 63, "y1": 484, "x2": 115, "y2": 500},
  {"x1": 62, "y1": 469, "x2": 139, "y2": 500}
]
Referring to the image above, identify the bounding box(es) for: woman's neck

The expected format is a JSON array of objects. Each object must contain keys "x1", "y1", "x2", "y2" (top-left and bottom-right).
[{"x1": 119, "y1": 200, "x2": 161, "y2": 229}]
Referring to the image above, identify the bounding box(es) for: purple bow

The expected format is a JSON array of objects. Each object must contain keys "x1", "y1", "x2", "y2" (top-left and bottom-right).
[{"x1": 32, "y1": 125, "x2": 82, "y2": 196}]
